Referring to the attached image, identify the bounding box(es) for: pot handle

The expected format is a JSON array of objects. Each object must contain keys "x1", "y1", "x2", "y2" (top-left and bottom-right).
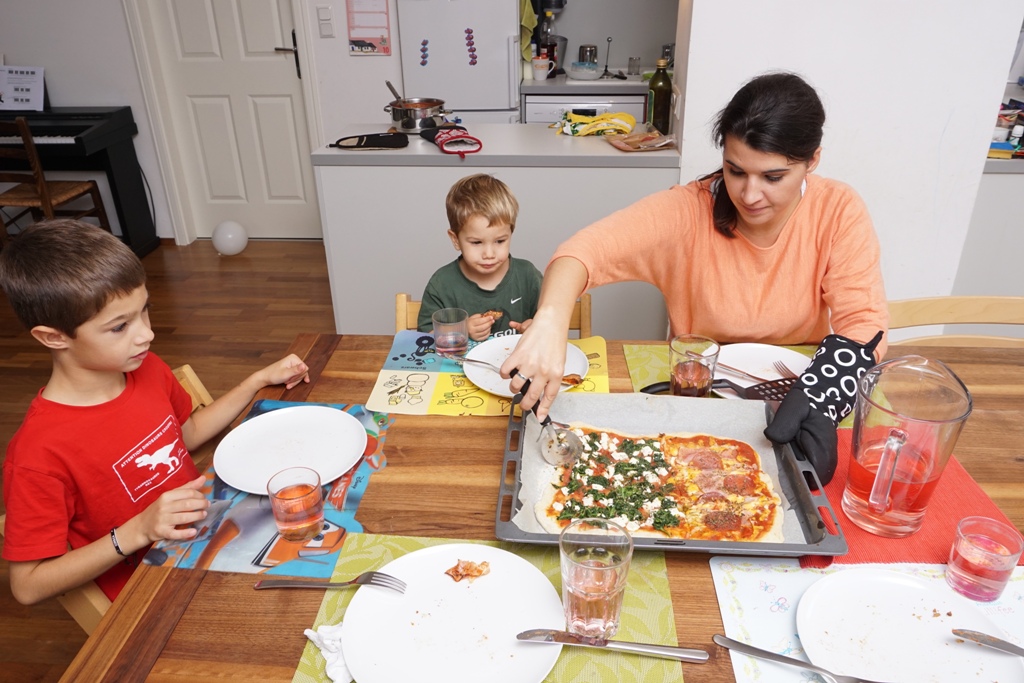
[{"x1": 384, "y1": 104, "x2": 393, "y2": 113}]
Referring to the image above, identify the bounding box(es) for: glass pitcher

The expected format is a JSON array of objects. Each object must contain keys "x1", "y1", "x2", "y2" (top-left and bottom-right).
[{"x1": 841, "y1": 355, "x2": 972, "y2": 538}]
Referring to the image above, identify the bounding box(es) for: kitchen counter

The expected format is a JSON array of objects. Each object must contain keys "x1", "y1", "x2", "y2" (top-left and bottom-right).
[
  {"x1": 520, "y1": 73, "x2": 651, "y2": 96},
  {"x1": 312, "y1": 122, "x2": 678, "y2": 169}
]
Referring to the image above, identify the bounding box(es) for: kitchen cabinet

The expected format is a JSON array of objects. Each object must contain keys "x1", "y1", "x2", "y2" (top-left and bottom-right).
[{"x1": 313, "y1": 123, "x2": 679, "y2": 339}]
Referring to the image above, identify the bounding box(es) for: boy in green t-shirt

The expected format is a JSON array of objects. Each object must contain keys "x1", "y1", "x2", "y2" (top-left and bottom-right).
[{"x1": 417, "y1": 174, "x2": 543, "y2": 340}]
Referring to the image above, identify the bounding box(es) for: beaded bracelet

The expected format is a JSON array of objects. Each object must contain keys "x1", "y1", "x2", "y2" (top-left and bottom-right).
[{"x1": 110, "y1": 527, "x2": 126, "y2": 556}]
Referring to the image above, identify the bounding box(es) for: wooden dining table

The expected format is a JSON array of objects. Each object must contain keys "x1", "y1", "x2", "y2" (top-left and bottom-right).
[{"x1": 60, "y1": 334, "x2": 1024, "y2": 682}]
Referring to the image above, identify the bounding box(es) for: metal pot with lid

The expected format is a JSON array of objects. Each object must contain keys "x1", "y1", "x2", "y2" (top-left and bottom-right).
[{"x1": 384, "y1": 97, "x2": 451, "y2": 131}]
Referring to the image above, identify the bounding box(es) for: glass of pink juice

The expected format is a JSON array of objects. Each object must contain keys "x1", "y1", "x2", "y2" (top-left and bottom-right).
[
  {"x1": 945, "y1": 516, "x2": 1023, "y2": 602},
  {"x1": 431, "y1": 308, "x2": 469, "y2": 357},
  {"x1": 559, "y1": 518, "x2": 632, "y2": 639},
  {"x1": 669, "y1": 335, "x2": 719, "y2": 398},
  {"x1": 267, "y1": 466, "x2": 325, "y2": 542}
]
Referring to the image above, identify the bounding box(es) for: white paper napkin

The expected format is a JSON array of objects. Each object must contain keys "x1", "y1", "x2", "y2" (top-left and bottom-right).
[{"x1": 304, "y1": 623, "x2": 353, "y2": 683}]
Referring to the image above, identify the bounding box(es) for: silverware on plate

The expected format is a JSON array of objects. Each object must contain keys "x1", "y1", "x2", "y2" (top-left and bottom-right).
[
  {"x1": 518, "y1": 629, "x2": 709, "y2": 663},
  {"x1": 952, "y1": 629, "x2": 1024, "y2": 657},
  {"x1": 254, "y1": 571, "x2": 406, "y2": 594},
  {"x1": 713, "y1": 635, "x2": 894, "y2": 683}
]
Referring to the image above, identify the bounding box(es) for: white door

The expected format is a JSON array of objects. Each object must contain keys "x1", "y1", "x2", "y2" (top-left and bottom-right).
[{"x1": 130, "y1": 0, "x2": 321, "y2": 240}]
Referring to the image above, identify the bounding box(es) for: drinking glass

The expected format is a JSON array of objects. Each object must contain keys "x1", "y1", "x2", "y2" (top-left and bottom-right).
[
  {"x1": 945, "y1": 516, "x2": 1023, "y2": 602},
  {"x1": 431, "y1": 307, "x2": 469, "y2": 356},
  {"x1": 267, "y1": 466, "x2": 325, "y2": 542},
  {"x1": 559, "y1": 518, "x2": 633, "y2": 639},
  {"x1": 669, "y1": 335, "x2": 719, "y2": 397},
  {"x1": 627, "y1": 57, "x2": 641, "y2": 75}
]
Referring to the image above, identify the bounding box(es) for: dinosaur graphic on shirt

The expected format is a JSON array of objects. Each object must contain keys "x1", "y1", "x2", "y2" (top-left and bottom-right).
[{"x1": 136, "y1": 441, "x2": 181, "y2": 475}]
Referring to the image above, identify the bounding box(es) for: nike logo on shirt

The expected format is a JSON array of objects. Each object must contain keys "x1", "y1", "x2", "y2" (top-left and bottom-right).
[{"x1": 511, "y1": 297, "x2": 522, "y2": 304}]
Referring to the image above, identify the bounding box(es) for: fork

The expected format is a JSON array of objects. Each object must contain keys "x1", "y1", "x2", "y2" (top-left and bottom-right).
[
  {"x1": 253, "y1": 571, "x2": 406, "y2": 594},
  {"x1": 713, "y1": 635, "x2": 893, "y2": 683},
  {"x1": 773, "y1": 360, "x2": 800, "y2": 379}
]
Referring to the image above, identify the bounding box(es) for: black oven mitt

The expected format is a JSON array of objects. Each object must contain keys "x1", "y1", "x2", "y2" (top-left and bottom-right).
[
  {"x1": 330, "y1": 132, "x2": 408, "y2": 150},
  {"x1": 763, "y1": 331, "x2": 883, "y2": 485},
  {"x1": 420, "y1": 126, "x2": 482, "y2": 158}
]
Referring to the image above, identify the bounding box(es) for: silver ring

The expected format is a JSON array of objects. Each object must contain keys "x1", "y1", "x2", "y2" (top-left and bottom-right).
[{"x1": 517, "y1": 375, "x2": 531, "y2": 384}]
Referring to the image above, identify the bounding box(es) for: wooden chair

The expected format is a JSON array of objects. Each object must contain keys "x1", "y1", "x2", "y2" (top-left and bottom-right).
[
  {"x1": 888, "y1": 296, "x2": 1024, "y2": 347},
  {"x1": 395, "y1": 292, "x2": 593, "y2": 338},
  {"x1": 0, "y1": 365, "x2": 214, "y2": 634},
  {"x1": 0, "y1": 117, "x2": 111, "y2": 246}
]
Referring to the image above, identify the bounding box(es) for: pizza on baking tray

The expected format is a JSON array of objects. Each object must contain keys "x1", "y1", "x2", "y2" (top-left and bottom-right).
[{"x1": 535, "y1": 425, "x2": 783, "y2": 542}]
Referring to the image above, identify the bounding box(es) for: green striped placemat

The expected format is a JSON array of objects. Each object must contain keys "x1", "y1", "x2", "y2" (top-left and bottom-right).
[{"x1": 292, "y1": 533, "x2": 683, "y2": 683}]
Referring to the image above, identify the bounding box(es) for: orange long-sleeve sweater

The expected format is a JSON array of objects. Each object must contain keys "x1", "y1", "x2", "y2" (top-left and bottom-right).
[{"x1": 552, "y1": 175, "x2": 889, "y2": 358}]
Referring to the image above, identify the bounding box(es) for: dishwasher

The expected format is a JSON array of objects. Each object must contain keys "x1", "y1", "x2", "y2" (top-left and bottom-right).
[{"x1": 521, "y1": 94, "x2": 647, "y2": 124}]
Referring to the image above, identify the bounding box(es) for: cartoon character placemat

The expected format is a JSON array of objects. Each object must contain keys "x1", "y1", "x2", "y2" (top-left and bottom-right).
[
  {"x1": 142, "y1": 400, "x2": 393, "y2": 578},
  {"x1": 365, "y1": 331, "x2": 609, "y2": 416}
]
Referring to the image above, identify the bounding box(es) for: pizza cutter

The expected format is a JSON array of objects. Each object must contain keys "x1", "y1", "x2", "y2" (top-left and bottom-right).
[{"x1": 514, "y1": 375, "x2": 583, "y2": 465}]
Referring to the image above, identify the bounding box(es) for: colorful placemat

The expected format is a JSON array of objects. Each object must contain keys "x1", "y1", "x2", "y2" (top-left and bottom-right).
[
  {"x1": 143, "y1": 400, "x2": 392, "y2": 578},
  {"x1": 710, "y1": 557, "x2": 1024, "y2": 683},
  {"x1": 801, "y1": 429, "x2": 1024, "y2": 568},
  {"x1": 366, "y1": 331, "x2": 610, "y2": 416},
  {"x1": 293, "y1": 533, "x2": 683, "y2": 683}
]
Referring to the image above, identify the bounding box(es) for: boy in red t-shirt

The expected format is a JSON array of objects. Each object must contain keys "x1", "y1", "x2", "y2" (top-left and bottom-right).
[{"x1": 0, "y1": 220, "x2": 309, "y2": 604}]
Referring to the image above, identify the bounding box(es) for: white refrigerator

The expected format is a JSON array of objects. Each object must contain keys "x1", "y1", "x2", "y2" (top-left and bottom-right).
[{"x1": 397, "y1": 0, "x2": 521, "y2": 123}]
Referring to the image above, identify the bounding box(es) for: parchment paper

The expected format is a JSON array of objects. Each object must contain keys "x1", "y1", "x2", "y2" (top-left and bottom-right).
[{"x1": 512, "y1": 393, "x2": 806, "y2": 543}]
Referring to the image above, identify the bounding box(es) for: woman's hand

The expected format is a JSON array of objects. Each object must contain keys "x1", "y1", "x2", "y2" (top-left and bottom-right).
[{"x1": 501, "y1": 311, "x2": 569, "y2": 419}]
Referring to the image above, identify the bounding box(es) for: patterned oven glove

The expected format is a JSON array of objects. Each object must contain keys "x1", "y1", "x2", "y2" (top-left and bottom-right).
[
  {"x1": 420, "y1": 126, "x2": 482, "y2": 158},
  {"x1": 763, "y1": 331, "x2": 883, "y2": 485}
]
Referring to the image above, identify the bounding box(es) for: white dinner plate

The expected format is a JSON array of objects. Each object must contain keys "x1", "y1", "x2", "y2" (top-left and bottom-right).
[
  {"x1": 796, "y1": 567, "x2": 1024, "y2": 682},
  {"x1": 341, "y1": 544, "x2": 564, "y2": 683},
  {"x1": 213, "y1": 406, "x2": 367, "y2": 494},
  {"x1": 713, "y1": 343, "x2": 810, "y2": 399},
  {"x1": 463, "y1": 335, "x2": 589, "y2": 398}
]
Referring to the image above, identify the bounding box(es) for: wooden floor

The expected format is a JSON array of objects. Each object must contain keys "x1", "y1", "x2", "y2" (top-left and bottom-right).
[{"x1": 0, "y1": 239, "x2": 335, "y2": 682}]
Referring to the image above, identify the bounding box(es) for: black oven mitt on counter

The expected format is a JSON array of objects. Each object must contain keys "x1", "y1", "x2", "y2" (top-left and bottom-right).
[
  {"x1": 763, "y1": 331, "x2": 883, "y2": 485},
  {"x1": 420, "y1": 126, "x2": 482, "y2": 158},
  {"x1": 330, "y1": 132, "x2": 408, "y2": 150}
]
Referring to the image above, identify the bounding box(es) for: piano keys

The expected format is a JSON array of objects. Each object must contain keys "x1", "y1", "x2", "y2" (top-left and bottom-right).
[{"x1": 0, "y1": 106, "x2": 158, "y2": 257}]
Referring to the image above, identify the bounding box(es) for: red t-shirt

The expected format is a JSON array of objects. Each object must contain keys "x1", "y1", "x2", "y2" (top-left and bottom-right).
[{"x1": 2, "y1": 353, "x2": 200, "y2": 601}]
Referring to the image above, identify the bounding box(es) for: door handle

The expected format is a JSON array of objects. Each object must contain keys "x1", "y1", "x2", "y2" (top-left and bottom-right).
[{"x1": 275, "y1": 29, "x2": 301, "y2": 79}]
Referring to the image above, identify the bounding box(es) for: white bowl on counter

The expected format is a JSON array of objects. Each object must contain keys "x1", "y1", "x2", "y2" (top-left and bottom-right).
[{"x1": 567, "y1": 61, "x2": 602, "y2": 81}]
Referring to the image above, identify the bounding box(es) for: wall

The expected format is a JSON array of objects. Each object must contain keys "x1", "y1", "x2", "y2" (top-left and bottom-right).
[
  {"x1": 677, "y1": 0, "x2": 1024, "y2": 306},
  {"x1": 0, "y1": 0, "x2": 172, "y2": 238}
]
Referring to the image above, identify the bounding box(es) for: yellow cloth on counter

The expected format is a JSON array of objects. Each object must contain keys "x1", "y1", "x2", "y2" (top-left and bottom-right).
[
  {"x1": 553, "y1": 111, "x2": 636, "y2": 136},
  {"x1": 520, "y1": 0, "x2": 538, "y2": 61}
]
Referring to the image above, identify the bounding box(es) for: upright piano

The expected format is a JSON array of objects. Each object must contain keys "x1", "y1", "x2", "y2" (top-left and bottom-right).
[{"x1": 0, "y1": 106, "x2": 159, "y2": 257}]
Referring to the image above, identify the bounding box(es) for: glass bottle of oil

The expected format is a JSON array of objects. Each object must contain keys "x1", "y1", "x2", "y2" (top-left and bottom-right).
[{"x1": 647, "y1": 59, "x2": 672, "y2": 135}]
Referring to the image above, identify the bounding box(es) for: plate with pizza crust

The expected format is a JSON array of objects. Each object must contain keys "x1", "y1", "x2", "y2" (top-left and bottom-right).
[
  {"x1": 463, "y1": 335, "x2": 589, "y2": 398},
  {"x1": 341, "y1": 543, "x2": 564, "y2": 683},
  {"x1": 713, "y1": 343, "x2": 811, "y2": 399}
]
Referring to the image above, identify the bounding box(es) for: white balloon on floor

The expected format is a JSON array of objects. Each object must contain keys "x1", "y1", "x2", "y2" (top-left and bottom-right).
[{"x1": 212, "y1": 220, "x2": 248, "y2": 256}]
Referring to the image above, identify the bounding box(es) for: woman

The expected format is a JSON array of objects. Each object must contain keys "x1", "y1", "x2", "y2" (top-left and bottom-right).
[{"x1": 504, "y1": 72, "x2": 886, "y2": 480}]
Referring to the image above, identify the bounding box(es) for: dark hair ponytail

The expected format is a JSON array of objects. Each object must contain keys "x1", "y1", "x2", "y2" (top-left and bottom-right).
[{"x1": 702, "y1": 72, "x2": 825, "y2": 237}]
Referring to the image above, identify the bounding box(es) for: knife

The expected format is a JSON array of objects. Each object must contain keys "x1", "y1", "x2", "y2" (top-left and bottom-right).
[
  {"x1": 952, "y1": 629, "x2": 1024, "y2": 657},
  {"x1": 516, "y1": 629, "x2": 709, "y2": 663}
]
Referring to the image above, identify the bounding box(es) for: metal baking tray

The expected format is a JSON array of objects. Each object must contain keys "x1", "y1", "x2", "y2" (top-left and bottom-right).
[{"x1": 494, "y1": 395, "x2": 847, "y2": 557}]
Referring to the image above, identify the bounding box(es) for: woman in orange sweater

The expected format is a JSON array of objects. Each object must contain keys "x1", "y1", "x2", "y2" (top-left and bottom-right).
[{"x1": 504, "y1": 72, "x2": 887, "y2": 483}]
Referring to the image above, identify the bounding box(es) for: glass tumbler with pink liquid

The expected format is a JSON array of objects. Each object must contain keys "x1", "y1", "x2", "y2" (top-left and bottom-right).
[
  {"x1": 431, "y1": 308, "x2": 469, "y2": 357},
  {"x1": 267, "y1": 466, "x2": 325, "y2": 542},
  {"x1": 946, "y1": 516, "x2": 1023, "y2": 602},
  {"x1": 841, "y1": 355, "x2": 972, "y2": 538},
  {"x1": 559, "y1": 518, "x2": 633, "y2": 639}
]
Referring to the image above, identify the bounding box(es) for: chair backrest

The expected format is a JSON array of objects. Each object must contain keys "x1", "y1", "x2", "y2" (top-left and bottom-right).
[
  {"x1": 173, "y1": 363, "x2": 216, "y2": 413},
  {"x1": 888, "y1": 296, "x2": 1024, "y2": 347},
  {"x1": 395, "y1": 292, "x2": 593, "y2": 337},
  {"x1": 0, "y1": 365, "x2": 214, "y2": 635},
  {"x1": 0, "y1": 117, "x2": 52, "y2": 208}
]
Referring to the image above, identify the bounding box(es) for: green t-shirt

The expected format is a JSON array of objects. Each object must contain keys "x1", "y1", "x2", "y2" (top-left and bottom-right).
[{"x1": 417, "y1": 256, "x2": 543, "y2": 335}]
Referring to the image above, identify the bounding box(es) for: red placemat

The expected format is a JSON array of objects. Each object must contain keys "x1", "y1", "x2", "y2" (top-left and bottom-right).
[{"x1": 801, "y1": 429, "x2": 1023, "y2": 568}]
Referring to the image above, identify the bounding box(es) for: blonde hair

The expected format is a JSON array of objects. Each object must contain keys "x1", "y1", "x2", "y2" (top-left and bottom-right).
[{"x1": 445, "y1": 174, "x2": 518, "y2": 234}]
